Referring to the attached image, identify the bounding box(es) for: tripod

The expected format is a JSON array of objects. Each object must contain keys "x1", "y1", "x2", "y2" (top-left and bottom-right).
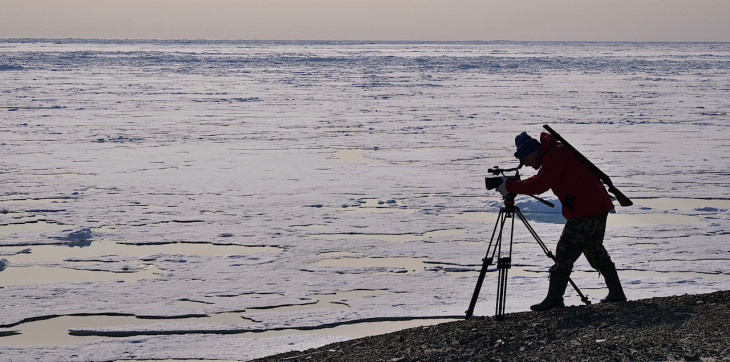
[{"x1": 465, "y1": 196, "x2": 591, "y2": 321}]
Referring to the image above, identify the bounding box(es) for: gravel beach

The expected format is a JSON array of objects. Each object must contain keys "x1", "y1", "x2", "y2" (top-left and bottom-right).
[{"x1": 257, "y1": 290, "x2": 730, "y2": 361}]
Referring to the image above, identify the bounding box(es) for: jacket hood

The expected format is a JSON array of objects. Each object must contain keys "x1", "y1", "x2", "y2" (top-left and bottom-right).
[{"x1": 539, "y1": 132, "x2": 560, "y2": 155}]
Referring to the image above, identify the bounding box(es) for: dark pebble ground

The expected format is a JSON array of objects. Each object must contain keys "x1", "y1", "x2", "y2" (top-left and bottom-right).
[{"x1": 256, "y1": 290, "x2": 730, "y2": 361}]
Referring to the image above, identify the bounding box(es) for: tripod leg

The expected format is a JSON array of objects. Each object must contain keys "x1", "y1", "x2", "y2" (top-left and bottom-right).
[
  {"x1": 465, "y1": 254, "x2": 492, "y2": 320},
  {"x1": 465, "y1": 209, "x2": 505, "y2": 319},
  {"x1": 495, "y1": 256, "x2": 511, "y2": 321},
  {"x1": 514, "y1": 208, "x2": 592, "y2": 306},
  {"x1": 495, "y1": 208, "x2": 516, "y2": 321},
  {"x1": 567, "y1": 277, "x2": 591, "y2": 305}
]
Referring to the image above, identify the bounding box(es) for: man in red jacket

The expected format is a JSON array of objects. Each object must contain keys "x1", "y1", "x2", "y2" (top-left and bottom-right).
[{"x1": 498, "y1": 131, "x2": 627, "y2": 310}]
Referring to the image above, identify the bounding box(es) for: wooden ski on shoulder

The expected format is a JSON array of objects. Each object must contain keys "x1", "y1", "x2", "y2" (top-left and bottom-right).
[{"x1": 543, "y1": 124, "x2": 633, "y2": 207}]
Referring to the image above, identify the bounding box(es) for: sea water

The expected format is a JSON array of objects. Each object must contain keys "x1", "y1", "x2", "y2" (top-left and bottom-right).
[{"x1": 1, "y1": 40, "x2": 729, "y2": 360}]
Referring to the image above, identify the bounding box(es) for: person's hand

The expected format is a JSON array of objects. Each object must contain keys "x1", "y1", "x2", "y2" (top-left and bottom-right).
[{"x1": 497, "y1": 177, "x2": 511, "y2": 197}]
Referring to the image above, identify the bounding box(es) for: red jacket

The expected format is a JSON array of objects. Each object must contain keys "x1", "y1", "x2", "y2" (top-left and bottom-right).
[{"x1": 506, "y1": 132, "x2": 614, "y2": 219}]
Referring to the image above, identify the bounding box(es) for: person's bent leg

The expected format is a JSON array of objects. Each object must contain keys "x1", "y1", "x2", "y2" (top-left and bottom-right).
[
  {"x1": 581, "y1": 214, "x2": 627, "y2": 303},
  {"x1": 531, "y1": 220, "x2": 584, "y2": 312},
  {"x1": 530, "y1": 265, "x2": 570, "y2": 311}
]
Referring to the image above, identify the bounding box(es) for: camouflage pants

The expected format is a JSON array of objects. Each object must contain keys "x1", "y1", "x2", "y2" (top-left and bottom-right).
[{"x1": 550, "y1": 213, "x2": 613, "y2": 276}]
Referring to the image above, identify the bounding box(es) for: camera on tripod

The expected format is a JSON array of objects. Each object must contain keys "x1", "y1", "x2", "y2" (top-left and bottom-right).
[
  {"x1": 484, "y1": 164, "x2": 555, "y2": 207},
  {"x1": 466, "y1": 165, "x2": 585, "y2": 321},
  {"x1": 484, "y1": 165, "x2": 522, "y2": 201}
]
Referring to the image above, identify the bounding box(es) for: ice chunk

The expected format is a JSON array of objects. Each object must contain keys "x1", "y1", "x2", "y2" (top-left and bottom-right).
[{"x1": 59, "y1": 228, "x2": 93, "y2": 241}]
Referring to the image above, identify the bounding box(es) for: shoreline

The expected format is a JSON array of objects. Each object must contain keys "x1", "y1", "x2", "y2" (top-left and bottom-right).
[{"x1": 256, "y1": 290, "x2": 730, "y2": 361}]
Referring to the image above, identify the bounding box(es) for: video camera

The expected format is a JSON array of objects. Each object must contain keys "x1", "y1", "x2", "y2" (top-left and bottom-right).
[
  {"x1": 484, "y1": 164, "x2": 554, "y2": 207},
  {"x1": 484, "y1": 165, "x2": 521, "y2": 202},
  {"x1": 484, "y1": 165, "x2": 521, "y2": 191}
]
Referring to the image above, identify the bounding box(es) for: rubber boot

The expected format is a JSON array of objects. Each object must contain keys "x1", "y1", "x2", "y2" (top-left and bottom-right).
[
  {"x1": 600, "y1": 263, "x2": 627, "y2": 303},
  {"x1": 530, "y1": 273, "x2": 569, "y2": 311}
]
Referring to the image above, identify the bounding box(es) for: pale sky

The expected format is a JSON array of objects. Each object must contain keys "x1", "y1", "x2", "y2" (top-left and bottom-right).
[{"x1": 1, "y1": 0, "x2": 729, "y2": 41}]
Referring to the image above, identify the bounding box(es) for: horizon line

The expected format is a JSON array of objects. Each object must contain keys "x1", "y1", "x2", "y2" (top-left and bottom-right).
[{"x1": 3, "y1": 38, "x2": 730, "y2": 44}]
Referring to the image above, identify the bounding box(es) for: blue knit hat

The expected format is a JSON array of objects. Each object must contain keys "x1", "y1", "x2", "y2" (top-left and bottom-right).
[{"x1": 514, "y1": 132, "x2": 540, "y2": 160}]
